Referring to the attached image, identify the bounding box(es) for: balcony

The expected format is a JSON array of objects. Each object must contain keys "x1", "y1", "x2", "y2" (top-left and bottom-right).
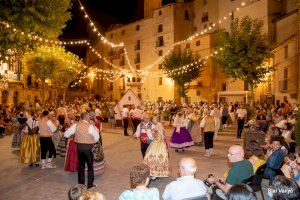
[
  {"x1": 134, "y1": 58, "x2": 140, "y2": 64},
  {"x1": 134, "y1": 44, "x2": 140, "y2": 50}
]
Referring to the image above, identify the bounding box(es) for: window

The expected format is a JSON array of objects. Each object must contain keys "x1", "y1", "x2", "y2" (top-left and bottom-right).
[
  {"x1": 136, "y1": 65, "x2": 140, "y2": 70},
  {"x1": 127, "y1": 78, "x2": 130, "y2": 82},
  {"x1": 157, "y1": 36, "x2": 164, "y2": 47},
  {"x1": 137, "y1": 77, "x2": 141, "y2": 82},
  {"x1": 198, "y1": 81, "x2": 203, "y2": 86},
  {"x1": 158, "y1": 97, "x2": 163, "y2": 101},
  {"x1": 158, "y1": 64, "x2": 163, "y2": 69},
  {"x1": 185, "y1": 43, "x2": 190, "y2": 49},
  {"x1": 222, "y1": 83, "x2": 227, "y2": 91},
  {"x1": 283, "y1": 67, "x2": 288, "y2": 90},
  {"x1": 204, "y1": 23, "x2": 208, "y2": 29},
  {"x1": 159, "y1": 10, "x2": 162, "y2": 15},
  {"x1": 196, "y1": 40, "x2": 200, "y2": 46},
  {"x1": 196, "y1": 91, "x2": 201, "y2": 96},
  {"x1": 121, "y1": 29, "x2": 125, "y2": 35},
  {"x1": 135, "y1": 53, "x2": 140, "y2": 63},
  {"x1": 185, "y1": 10, "x2": 189, "y2": 20},
  {"x1": 110, "y1": 33, "x2": 113, "y2": 39},
  {"x1": 268, "y1": 78, "x2": 272, "y2": 92},
  {"x1": 110, "y1": 82, "x2": 113, "y2": 91},
  {"x1": 136, "y1": 25, "x2": 140, "y2": 31},
  {"x1": 138, "y1": 93, "x2": 142, "y2": 99},
  {"x1": 230, "y1": 11, "x2": 234, "y2": 20},
  {"x1": 202, "y1": 12, "x2": 209, "y2": 23},
  {"x1": 158, "y1": 50, "x2": 163, "y2": 56},
  {"x1": 159, "y1": 77, "x2": 163, "y2": 85},
  {"x1": 132, "y1": 77, "x2": 136, "y2": 82},
  {"x1": 27, "y1": 75, "x2": 32, "y2": 86},
  {"x1": 158, "y1": 24, "x2": 163, "y2": 33},
  {"x1": 284, "y1": 45, "x2": 288, "y2": 59},
  {"x1": 135, "y1": 40, "x2": 140, "y2": 50},
  {"x1": 203, "y1": 0, "x2": 207, "y2": 5},
  {"x1": 194, "y1": 27, "x2": 197, "y2": 31}
]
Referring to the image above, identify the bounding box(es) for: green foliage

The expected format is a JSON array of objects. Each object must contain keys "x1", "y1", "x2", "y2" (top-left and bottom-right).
[
  {"x1": 22, "y1": 45, "x2": 83, "y2": 104},
  {"x1": 295, "y1": 111, "x2": 300, "y2": 147},
  {"x1": 162, "y1": 49, "x2": 202, "y2": 100},
  {"x1": 213, "y1": 16, "x2": 273, "y2": 86},
  {"x1": 0, "y1": 0, "x2": 72, "y2": 58}
]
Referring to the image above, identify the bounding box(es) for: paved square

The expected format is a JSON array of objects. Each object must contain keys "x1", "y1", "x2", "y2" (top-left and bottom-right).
[{"x1": 0, "y1": 125, "x2": 243, "y2": 200}]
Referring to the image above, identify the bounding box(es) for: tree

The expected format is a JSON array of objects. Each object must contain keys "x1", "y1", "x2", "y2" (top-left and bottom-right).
[
  {"x1": 213, "y1": 16, "x2": 273, "y2": 104},
  {"x1": 0, "y1": 0, "x2": 71, "y2": 59},
  {"x1": 162, "y1": 49, "x2": 202, "y2": 102},
  {"x1": 22, "y1": 45, "x2": 83, "y2": 105}
]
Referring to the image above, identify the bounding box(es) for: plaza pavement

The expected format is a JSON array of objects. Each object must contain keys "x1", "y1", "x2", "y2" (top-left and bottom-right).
[{"x1": 0, "y1": 123, "x2": 243, "y2": 200}]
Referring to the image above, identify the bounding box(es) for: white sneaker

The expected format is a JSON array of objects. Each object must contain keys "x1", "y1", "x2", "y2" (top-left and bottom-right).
[
  {"x1": 46, "y1": 163, "x2": 56, "y2": 169},
  {"x1": 204, "y1": 153, "x2": 210, "y2": 157},
  {"x1": 41, "y1": 164, "x2": 47, "y2": 170}
]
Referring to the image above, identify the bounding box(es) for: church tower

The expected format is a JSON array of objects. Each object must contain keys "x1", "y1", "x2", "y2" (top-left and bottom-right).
[{"x1": 144, "y1": 0, "x2": 162, "y2": 18}]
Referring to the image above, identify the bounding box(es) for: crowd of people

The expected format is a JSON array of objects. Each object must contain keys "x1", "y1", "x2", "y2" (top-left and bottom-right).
[{"x1": 0, "y1": 98, "x2": 300, "y2": 199}]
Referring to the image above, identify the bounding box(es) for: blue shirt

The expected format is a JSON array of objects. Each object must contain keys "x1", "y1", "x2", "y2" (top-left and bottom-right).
[{"x1": 119, "y1": 188, "x2": 159, "y2": 200}]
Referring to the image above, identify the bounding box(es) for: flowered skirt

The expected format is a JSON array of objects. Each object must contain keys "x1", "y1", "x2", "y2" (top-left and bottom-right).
[
  {"x1": 19, "y1": 134, "x2": 40, "y2": 164},
  {"x1": 144, "y1": 140, "x2": 171, "y2": 177},
  {"x1": 170, "y1": 127, "x2": 194, "y2": 148}
]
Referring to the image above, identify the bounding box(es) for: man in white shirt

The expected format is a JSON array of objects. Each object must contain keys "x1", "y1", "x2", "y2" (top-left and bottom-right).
[
  {"x1": 162, "y1": 157, "x2": 208, "y2": 200},
  {"x1": 235, "y1": 105, "x2": 247, "y2": 139},
  {"x1": 130, "y1": 105, "x2": 144, "y2": 134},
  {"x1": 64, "y1": 112, "x2": 99, "y2": 189},
  {"x1": 122, "y1": 105, "x2": 130, "y2": 136}
]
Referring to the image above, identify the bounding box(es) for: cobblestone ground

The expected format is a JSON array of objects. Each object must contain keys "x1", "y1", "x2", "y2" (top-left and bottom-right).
[{"x1": 0, "y1": 123, "x2": 243, "y2": 200}]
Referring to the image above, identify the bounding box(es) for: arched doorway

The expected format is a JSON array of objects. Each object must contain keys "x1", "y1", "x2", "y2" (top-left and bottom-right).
[
  {"x1": 1, "y1": 90, "x2": 8, "y2": 105},
  {"x1": 13, "y1": 91, "x2": 19, "y2": 106}
]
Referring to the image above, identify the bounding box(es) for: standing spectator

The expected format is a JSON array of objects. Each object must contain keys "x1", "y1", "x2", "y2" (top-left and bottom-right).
[
  {"x1": 236, "y1": 105, "x2": 247, "y2": 139},
  {"x1": 221, "y1": 104, "x2": 229, "y2": 130}
]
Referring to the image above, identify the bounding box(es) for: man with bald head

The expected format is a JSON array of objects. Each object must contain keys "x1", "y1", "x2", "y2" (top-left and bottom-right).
[
  {"x1": 162, "y1": 157, "x2": 208, "y2": 200},
  {"x1": 208, "y1": 145, "x2": 253, "y2": 199}
]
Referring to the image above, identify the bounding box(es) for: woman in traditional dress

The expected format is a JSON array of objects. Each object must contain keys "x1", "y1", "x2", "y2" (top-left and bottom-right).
[
  {"x1": 12, "y1": 113, "x2": 27, "y2": 149},
  {"x1": 189, "y1": 110, "x2": 202, "y2": 146},
  {"x1": 19, "y1": 113, "x2": 40, "y2": 167},
  {"x1": 169, "y1": 111, "x2": 194, "y2": 152},
  {"x1": 87, "y1": 112, "x2": 106, "y2": 176},
  {"x1": 144, "y1": 118, "x2": 171, "y2": 180}
]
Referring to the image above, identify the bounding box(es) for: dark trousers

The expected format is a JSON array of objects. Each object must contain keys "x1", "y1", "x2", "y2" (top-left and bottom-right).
[
  {"x1": 141, "y1": 142, "x2": 150, "y2": 158},
  {"x1": 58, "y1": 116, "x2": 65, "y2": 125},
  {"x1": 204, "y1": 131, "x2": 214, "y2": 149},
  {"x1": 132, "y1": 119, "x2": 141, "y2": 134},
  {"x1": 40, "y1": 137, "x2": 56, "y2": 159},
  {"x1": 237, "y1": 119, "x2": 245, "y2": 138},
  {"x1": 123, "y1": 119, "x2": 129, "y2": 135},
  {"x1": 77, "y1": 144, "x2": 94, "y2": 188}
]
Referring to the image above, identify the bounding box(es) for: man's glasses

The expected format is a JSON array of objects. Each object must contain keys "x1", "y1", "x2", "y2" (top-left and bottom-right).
[{"x1": 228, "y1": 152, "x2": 236, "y2": 156}]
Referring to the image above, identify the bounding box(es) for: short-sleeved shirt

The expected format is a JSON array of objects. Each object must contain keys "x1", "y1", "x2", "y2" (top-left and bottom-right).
[
  {"x1": 226, "y1": 160, "x2": 254, "y2": 185},
  {"x1": 119, "y1": 188, "x2": 159, "y2": 200}
]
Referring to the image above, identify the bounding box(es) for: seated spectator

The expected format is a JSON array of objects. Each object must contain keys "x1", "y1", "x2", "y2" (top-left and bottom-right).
[
  {"x1": 246, "y1": 140, "x2": 265, "y2": 174},
  {"x1": 207, "y1": 145, "x2": 253, "y2": 199},
  {"x1": 119, "y1": 163, "x2": 159, "y2": 200},
  {"x1": 162, "y1": 157, "x2": 208, "y2": 200},
  {"x1": 281, "y1": 156, "x2": 300, "y2": 183},
  {"x1": 271, "y1": 176, "x2": 300, "y2": 200},
  {"x1": 68, "y1": 184, "x2": 86, "y2": 200},
  {"x1": 79, "y1": 191, "x2": 105, "y2": 200},
  {"x1": 264, "y1": 135, "x2": 286, "y2": 185},
  {"x1": 227, "y1": 184, "x2": 257, "y2": 200}
]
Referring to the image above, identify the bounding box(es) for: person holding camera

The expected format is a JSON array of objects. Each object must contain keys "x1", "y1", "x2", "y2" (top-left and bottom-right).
[{"x1": 19, "y1": 112, "x2": 40, "y2": 167}]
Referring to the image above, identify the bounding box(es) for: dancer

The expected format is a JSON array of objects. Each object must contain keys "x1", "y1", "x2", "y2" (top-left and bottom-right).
[
  {"x1": 134, "y1": 114, "x2": 155, "y2": 158},
  {"x1": 39, "y1": 111, "x2": 58, "y2": 169},
  {"x1": 19, "y1": 113, "x2": 40, "y2": 167},
  {"x1": 89, "y1": 113, "x2": 106, "y2": 176},
  {"x1": 144, "y1": 117, "x2": 171, "y2": 179},
  {"x1": 170, "y1": 111, "x2": 194, "y2": 152},
  {"x1": 12, "y1": 112, "x2": 27, "y2": 148},
  {"x1": 200, "y1": 110, "x2": 216, "y2": 157},
  {"x1": 64, "y1": 112, "x2": 99, "y2": 189},
  {"x1": 130, "y1": 105, "x2": 143, "y2": 134},
  {"x1": 122, "y1": 105, "x2": 129, "y2": 136},
  {"x1": 188, "y1": 110, "x2": 202, "y2": 146}
]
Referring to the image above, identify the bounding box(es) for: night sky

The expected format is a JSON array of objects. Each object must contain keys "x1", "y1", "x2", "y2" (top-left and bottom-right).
[{"x1": 60, "y1": 0, "x2": 143, "y2": 58}]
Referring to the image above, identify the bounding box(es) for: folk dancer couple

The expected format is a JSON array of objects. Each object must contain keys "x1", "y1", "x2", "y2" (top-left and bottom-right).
[
  {"x1": 134, "y1": 114, "x2": 171, "y2": 180},
  {"x1": 64, "y1": 112, "x2": 105, "y2": 189},
  {"x1": 19, "y1": 111, "x2": 57, "y2": 169}
]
